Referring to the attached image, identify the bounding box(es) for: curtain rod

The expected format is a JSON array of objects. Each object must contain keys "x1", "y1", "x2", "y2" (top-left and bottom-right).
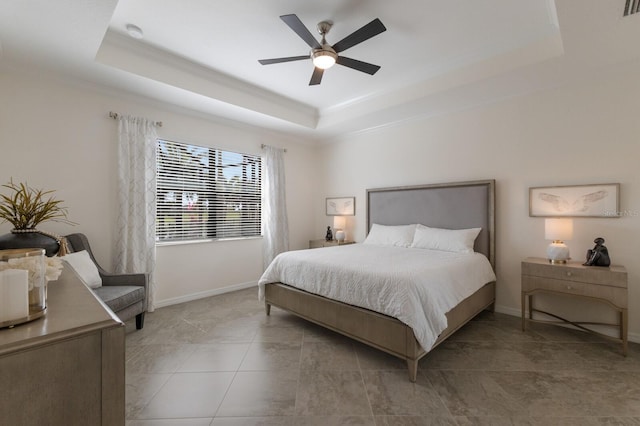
[
  {"x1": 261, "y1": 144, "x2": 287, "y2": 153},
  {"x1": 109, "y1": 111, "x2": 163, "y2": 127}
]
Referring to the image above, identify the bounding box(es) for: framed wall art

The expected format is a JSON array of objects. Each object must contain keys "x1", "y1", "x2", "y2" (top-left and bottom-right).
[
  {"x1": 529, "y1": 183, "x2": 620, "y2": 218},
  {"x1": 326, "y1": 197, "x2": 355, "y2": 216}
]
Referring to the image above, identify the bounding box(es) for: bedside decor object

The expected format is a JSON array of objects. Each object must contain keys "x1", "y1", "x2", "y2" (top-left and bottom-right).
[
  {"x1": 529, "y1": 183, "x2": 619, "y2": 218},
  {"x1": 333, "y1": 216, "x2": 346, "y2": 242},
  {"x1": 0, "y1": 180, "x2": 74, "y2": 256},
  {"x1": 545, "y1": 218, "x2": 573, "y2": 263},
  {"x1": 326, "y1": 196, "x2": 355, "y2": 216},
  {"x1": 325, "y1": 226, "x2": 333, "y2": 241},
  {"x1": 0, "y1": 248, "x2": 47, "y2": 328},
  {"x1": 584, "y1": 237, "x2": 611, "y2": 266}
]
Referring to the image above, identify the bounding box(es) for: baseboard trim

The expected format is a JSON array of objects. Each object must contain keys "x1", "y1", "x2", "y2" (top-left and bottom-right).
[
  {"x1": 154, "y1": 281, "x2": 257, "y2": 309},
  {"x1": 494, "y1": 303, "x2": 639, "y2": 344}
]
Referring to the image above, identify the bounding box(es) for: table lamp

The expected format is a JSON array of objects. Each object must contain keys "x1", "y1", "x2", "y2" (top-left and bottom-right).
[
  {"x1": 333, "y1": 216, "x2": 346, "y2": 242},
  {"x1": 545, "y1": 218, "x2": 573, "y2": 263}
]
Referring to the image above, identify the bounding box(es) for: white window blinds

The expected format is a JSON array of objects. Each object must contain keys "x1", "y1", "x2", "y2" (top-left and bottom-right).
[{"x1": 156, "y1": 139, "x2": 262, "y2": 242}]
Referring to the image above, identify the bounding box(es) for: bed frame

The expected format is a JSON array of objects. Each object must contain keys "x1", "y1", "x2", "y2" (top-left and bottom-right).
[{"x1": 264, "y1": 179, "x2": 496, "y2": 381}]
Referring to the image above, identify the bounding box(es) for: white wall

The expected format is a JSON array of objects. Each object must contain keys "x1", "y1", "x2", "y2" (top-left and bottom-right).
[
  {"x1": 317, "y1": 61, "x2": 640, "y2": 341},
  {"x1": 0, "y1": 71, "x2": 319, "y2": 307}
]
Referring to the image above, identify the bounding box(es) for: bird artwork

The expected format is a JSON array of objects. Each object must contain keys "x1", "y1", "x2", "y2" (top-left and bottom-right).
[
  {"x1": 327, "y1": 198, "x2": 354, "y2": 215},
  {"x1": 538, "y1": 190, "x2": 608, "y2": 214}
]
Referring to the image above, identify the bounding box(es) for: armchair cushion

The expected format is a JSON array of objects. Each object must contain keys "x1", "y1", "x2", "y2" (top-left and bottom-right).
[
  {"x1": 94, "y1": 285, "x2": 145, "y2": 313},
  {"x1": 61, "y1": 250, "x2": 102, "y2": 289}
]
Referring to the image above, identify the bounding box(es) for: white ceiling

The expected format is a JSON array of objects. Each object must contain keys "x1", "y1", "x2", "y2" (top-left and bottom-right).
[{"x1": 1, "y1": 1, "x2": 638, "y2": 141}]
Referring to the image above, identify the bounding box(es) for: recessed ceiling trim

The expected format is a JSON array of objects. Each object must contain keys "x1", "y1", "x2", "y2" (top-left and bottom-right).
[
  {"x1": 96, "y1": 30, "x2": 319, "y2": 129},
  {"x1": 318, "y1": 30, "x2": 564, "y2": 130}
]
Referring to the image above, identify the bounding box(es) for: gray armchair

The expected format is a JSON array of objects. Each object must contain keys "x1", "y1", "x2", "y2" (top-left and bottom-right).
[{"x1": 65, "y1": 233, "x2": 147, "y2": 329}]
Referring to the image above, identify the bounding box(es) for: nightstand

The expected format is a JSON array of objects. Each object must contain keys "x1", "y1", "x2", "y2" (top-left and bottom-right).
[
  {"x1": 521, "y1": 257, "x2": 628, "y2": 355},
  {"x1": 309, "y1": 239, "x2": 355, "y2": 249}
]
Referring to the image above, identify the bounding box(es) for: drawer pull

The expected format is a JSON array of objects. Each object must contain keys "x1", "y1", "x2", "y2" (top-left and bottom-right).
[
  {"x1": 567, "y1": 285, "x2": 573, "y2": 290},
  {"x1": 566, "y1": 272, "x2": 572, "y2": 277}
]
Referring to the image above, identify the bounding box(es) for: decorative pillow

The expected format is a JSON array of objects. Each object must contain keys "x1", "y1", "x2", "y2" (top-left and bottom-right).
[
  {"x1": 411, "y1": 224, "x2": 481, "y2": 254},
  {"x1": 362, "y1": 224, "x2": 416, "y2": 247},
  {"x1": 61, "y1": 250, "x2": 102, "y2": 289}
]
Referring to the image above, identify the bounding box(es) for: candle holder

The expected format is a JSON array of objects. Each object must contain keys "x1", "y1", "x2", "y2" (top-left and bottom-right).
[{"x1": 0, "y1": 248, "x2": 47, "y2": 328}]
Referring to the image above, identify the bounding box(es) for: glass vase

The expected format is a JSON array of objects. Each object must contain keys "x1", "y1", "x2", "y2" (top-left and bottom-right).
[{"x1": 0, "y1": 248, "x2": 47, "y2": 328}]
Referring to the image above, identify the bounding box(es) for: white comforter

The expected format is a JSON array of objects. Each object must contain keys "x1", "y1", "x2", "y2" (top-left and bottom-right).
[{"x1": 258, "y1": 244, "x2": 496, "y2": 351}]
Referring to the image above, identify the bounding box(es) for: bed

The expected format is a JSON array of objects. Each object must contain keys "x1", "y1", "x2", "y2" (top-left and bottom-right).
[{"x1": 259, "y1": 179, "x2": 496, "y2": 381}]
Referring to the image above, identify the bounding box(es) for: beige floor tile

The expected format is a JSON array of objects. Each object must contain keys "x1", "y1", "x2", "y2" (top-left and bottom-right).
[
  {"x1": 300, "y1": 341, "x2": 359, "y2": 371},
  {"x1": 125, "y1": 373, "x2": 172, "y2": 420},
  {"x1": 210, "y1": 417, "x2": 296, "y2": 426},
  {"x1": 425, "y1": 370, "x2": 525, "y2": 417},
  {"x1": 127, "y1": 344, "x2": 198, "y2": 374},
  {"x1": 177, "y1": 343, "x2": 250, "y2": 372},
  {"x1": 126, "y1": 419, "x2": 213, "y2": 426},
  {"x1": 362, "y1": 370, "x2": 450, "y2": 416},
  {"x1": 375, "y1": 415, "x2": 459, "y2": 425},
  {"x1": 253, "y1": 324, "x2": 305, "y2": 343},
  {"x1": 296, "y1": 370, "x2": 371, "y2": 416},
  {"x1": 239, "y1": 341, "x2": 302, "y2": 371},
  {"x1": 216, "y1": 370, "x2": 298, "y2": 417},
  {"x1": 138, "y1": 372, "x2": 234, "y2": 419}
]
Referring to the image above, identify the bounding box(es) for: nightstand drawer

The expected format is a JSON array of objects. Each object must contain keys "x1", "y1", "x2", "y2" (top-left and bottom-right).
[
  {"x1": 522, "y1": 260, "x2": 627, "y2": 288},
  {"x1": 522, "y1": 276, "x2": 628, "y2": 308}
]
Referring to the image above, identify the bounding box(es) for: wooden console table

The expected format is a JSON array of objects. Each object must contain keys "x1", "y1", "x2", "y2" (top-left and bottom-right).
[
  {"x1": 0, "y1": 267, "x2": 125, "y2": 425},
  {"x1": 521, "y1": 257, "x2": 628, "y2": 355}
]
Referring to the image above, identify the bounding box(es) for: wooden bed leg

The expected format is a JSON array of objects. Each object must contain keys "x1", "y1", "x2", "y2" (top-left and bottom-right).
[
  {"x1": 265, "y1": 302, "x2": 271, "y2": 316},
  {"x1": 407, "y1": 359, "x2": 418, "y2": 382}
]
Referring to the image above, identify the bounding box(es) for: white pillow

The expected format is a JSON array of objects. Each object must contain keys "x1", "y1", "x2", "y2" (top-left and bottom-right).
[
  {"x1": 363, "y1": 224, "x2": 416, "y2": 247},
  {"x1": 411, "y1": 224, "x2": 481, "y2": 254},
  {"x1": 61, "y1": 250, "x2": 102, "y2": 289}
]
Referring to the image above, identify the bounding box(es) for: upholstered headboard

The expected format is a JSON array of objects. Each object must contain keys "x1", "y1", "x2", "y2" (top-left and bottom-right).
[{"x1": 366, "y1": 180, "x2": 495, "y2": 269}]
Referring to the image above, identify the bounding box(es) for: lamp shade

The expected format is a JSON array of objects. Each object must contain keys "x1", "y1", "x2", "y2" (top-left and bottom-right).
[
  {"x1": 333, "y1": 216, "x2": 346, "y2": 242},
  {"x1": 545, "y1": 218, "x2": 573, "y2": 241}
]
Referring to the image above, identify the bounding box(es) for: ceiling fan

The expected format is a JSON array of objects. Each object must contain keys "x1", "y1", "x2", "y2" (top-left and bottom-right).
[{"x1": 258, "y1": 14, "x2": 387, "y2": 86}]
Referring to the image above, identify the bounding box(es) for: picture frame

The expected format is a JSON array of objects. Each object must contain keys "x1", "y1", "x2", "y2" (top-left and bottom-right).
[
  {"x1": 529, "y1": 183, "x2": 620, "y2": 218},
  {"x1": 326, "y1": 197, "x2": 355, "y2": 216}
]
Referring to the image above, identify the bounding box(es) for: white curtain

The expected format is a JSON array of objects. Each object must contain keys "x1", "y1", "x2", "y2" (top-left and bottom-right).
[
  {"x1": 262, "y1": 145, "x2": 289, "y2": 270},
  {"x1": 115, "y1": 115, "x2": 158, "y2": 312}
]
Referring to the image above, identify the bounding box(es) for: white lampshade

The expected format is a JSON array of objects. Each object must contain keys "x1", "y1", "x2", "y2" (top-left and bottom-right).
[
  {"x1": 545, "y1": 218, "x2": 573, "y2": 263},
  {"x1": 333, "y1": 216, "x2": 346, "y2": 241},
  {"x1": 545, "y1": 218, "x2": 573, "y2": 241}
]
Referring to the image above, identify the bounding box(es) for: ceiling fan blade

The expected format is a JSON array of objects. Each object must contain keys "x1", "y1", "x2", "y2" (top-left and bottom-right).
[
  {"x1": 258, "y1": 56, "x2": 309, "y2": 65},
  {"x1": 280, "y1": 14, "x2": 322, "y2": 49},
  {"x1": 309, "y1": 67, "x2": 324, "y2": 85},
  {"x1": 336, "y1": 56, "x2": 381, "y2": 75},
  {"x1": 332, "y1": 18, "x2": 386, "y2": 53}
]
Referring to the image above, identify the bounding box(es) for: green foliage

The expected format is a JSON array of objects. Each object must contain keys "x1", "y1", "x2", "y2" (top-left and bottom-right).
[{"x1": 0, "y1": 179, "x2": 74, "y2": 230}]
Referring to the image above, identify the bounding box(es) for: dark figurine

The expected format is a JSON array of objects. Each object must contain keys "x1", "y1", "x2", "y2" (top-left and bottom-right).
[
  {"x1": 583, "y1": 237, "x2": 611, "y2": 267},
  {"x1": 325, "y1": 226, "x2": 333, "y2": 241}
]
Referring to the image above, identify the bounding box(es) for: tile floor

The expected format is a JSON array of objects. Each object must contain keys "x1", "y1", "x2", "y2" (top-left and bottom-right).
[{"x1": 124, "y1": 288, "x2": 640, "y2": 425}]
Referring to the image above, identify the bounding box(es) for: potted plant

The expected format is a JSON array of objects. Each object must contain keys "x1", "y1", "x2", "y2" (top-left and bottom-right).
[{"x1": 0, "y1": 179, "x2": 75, "y2": 256}]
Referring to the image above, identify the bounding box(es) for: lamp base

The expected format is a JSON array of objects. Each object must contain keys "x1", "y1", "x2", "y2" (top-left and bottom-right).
[
  {"x1": 547, "y1": 241, "x2": 570, "y2": 264},
  {"x1": 335, "y1": 230, "x2": 345, "y2": 242}
]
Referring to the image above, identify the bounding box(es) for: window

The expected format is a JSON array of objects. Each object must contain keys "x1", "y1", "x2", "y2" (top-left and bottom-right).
[{"x1": 156, "y1": 139, "x2": 262, "y2": 243}]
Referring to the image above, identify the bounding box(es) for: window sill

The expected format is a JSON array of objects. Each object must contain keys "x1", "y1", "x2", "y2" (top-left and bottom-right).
[{"x1": 156, "y1": 236, "x2": 263, "y2": 247}]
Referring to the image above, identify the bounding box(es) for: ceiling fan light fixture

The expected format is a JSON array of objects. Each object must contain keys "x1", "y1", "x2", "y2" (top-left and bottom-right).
[{"x1": 312, "y1": 47, "x2": 337, "y2": 69}]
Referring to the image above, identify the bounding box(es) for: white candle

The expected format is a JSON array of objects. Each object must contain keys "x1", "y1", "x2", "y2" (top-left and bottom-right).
[{"x1": 0, "y1": 269, "x2": 29, "y2": 322}]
